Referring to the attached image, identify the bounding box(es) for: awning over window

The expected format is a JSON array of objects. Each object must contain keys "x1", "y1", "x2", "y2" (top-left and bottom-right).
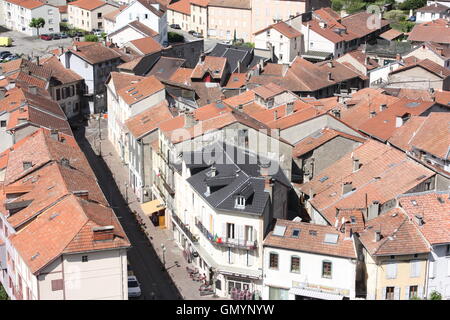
[
  {"x1": 141, "y1": 199, "x2": 165, "y2": 216},
  {"x1": 289, "y1": 287, "x2": 345, "y2": 300}
]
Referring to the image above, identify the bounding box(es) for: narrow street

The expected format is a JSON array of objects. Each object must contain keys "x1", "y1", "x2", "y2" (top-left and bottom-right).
[{"x1": 74, "y1": 119, "x2": 182, "y2": 300}]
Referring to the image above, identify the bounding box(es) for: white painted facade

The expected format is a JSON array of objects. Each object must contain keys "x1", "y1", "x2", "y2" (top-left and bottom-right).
[
  {"x1": 68, "y1": 2, "x2": 118, "y2": 31},
  {"x1": 254, "y1": 26, "x2": 303, "y2": 64},
  {"x1": 369, "y1": 61, "x2": 404, "y2": 87},
  {"x1": 427, "y1": 244, "x2": 450, "y2": 299},
  {"x1": 2, "y1": 1, "x2": 61, "y2": 36},
  {"x1": 262, "y1": 246, "x2": 357, "y2": 300},
  {"x1": 416, "y1": 8, "x2": 450, "y2": 23},
  {"x1": 112, "y1": 0, "x2": 167, "y2": 44},
  {"x1": 108, "y1": 24, "x2": 161, "y2": 47}
]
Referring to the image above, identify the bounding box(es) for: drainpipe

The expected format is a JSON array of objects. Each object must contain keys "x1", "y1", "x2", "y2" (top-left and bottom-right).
[{"x1": 423, "y1": 255, "x2": 429, "y2": 300}]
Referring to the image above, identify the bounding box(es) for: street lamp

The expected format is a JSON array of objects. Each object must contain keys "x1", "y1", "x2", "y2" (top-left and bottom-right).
[{"x1": 161, "y1": 244, "x2": 166, "y2": 269}]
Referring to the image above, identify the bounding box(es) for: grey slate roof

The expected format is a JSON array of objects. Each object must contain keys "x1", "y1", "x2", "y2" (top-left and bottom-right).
[
  {"x1": 184, "y1": 142, "x2": 290, "y2": 215},
  {"x1": 209, "y1": 44, "x2": 254, "y2": 73}
]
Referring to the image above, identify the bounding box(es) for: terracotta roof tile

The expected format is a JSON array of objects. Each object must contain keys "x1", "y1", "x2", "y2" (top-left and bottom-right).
[
  {"x1": 4, "y1": 0, "x2": 45, "y2": 10},
  {"x1": 255, "y1": 21, "x2": 302, "y2": 39},
  {"x1": 379, "y1": 29, "x2": 404, "y2": 41},
  {"x1": 125, "y1": 100, "x2": 173, "y2": 138},
  {"x1": 117, "y1": 75, "x2": 164, "y2": 105},
  {"x1": 128, "y1": 36, "x2": 163, "y2": 55},
  {"x1": 167, "y1": 0, "x2": 190, "y2": 14},
  {"x1": 69, "y1": 0, "x2": 110, "y2": 11},
  {"x1": 225, "y1": 73, "x2": 247, "y2": 88},
  {"x1": 408, "y1": 19, "x2": 450, "y2": 44},
  {"x1": 169, "y1": 67, "x2": 193, "y2": 85},
  {"x1": 399, "y1": 191, "x2": 450, "y2": 245},
  {"x1": 191, "y1": 56, "x2": 227, "y2": 80},
  {"x1": 264, "y1": 219, "x2": 356, "y2": 259}
]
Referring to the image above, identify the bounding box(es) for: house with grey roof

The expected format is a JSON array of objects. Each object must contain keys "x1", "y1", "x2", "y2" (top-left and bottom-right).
[{"x1": 171, "y1": 142, "x2": 292, "y2": 298}]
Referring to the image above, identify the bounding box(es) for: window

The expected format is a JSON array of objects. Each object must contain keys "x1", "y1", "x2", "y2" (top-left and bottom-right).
[
  {"x1": 245, "y1": 225, "x2": 253, "y2": 242},
  {"x1": 48, "y1": 19, "x2": 53, "y2": 24},
  {"x1": 409, "y1": 285, "x2": 418, "y2": 299},
  {"x1": 322, "y1": 261, "x2": 332, "y2": 278},
  {"x1": 269, "y1": 252, "x2": 278, "y2": 269},
  {"x1": 410, "y1": 260, "x2": 421, "y2": 278},
  {"x1": 51, "y1": 279, "x2": 63, "y2": 291},
  {"x1": 386, "y1": 262, "x2": 397, "y2": 279},
  {"x1": 385, "y1": 286, "x2": 395, "y2": 300},
  {"x1": 226, "y1": 223, "x2": 235, "y2": 239},
  {"x1": 56, "y1": 88, "x2": 61, "y2": 100},
  {"x1": 268, "y1": 287, "x2": 289, "y2": 300},
  {"x1": 292, "y1": 229, "x2": 300, "y2": 238},
  {"x1": 235, "y1": 195, "x2": 245, "y2": 209},
  {"x1": 0, "y1": 120, "x2": 6, "y2": 127},
  {"x1": 82, "y1": 255, "x2": 88, "y2": 262},
  {"x1": 97, "y1": 12, "x2": 102, "y2": 18},
  {"x1": 291, "y1": 256, "x2": 300, "y2": 273}
]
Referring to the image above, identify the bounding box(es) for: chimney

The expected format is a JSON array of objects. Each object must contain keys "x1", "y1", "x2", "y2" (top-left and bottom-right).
[
  {"x1": 370, "y1": 111, "x2": 377, "y2": 118},
  {"x1": 328, "y1": 72, "x2": 333, "y2": 81},
  {"x1": 436, "y1": 47, "x2": 443, "y2": 56},
  {"x1": 327, "y1": 61, "x2": 333, "y2": 68},
  {"x1": 23, "y1": 161, "x2": 32, "y2": 170},
  {"x1": 274, "y1": 110, "x2": 278, "y2": 120},
  {"x1": 36, "y1": 56, "x2": 40, "y2": 66},
  {"x1": 0, "y1": 87, "x2": 6, "y2": 99},
  {"x1": 395, "y1": 116, "x2": 403, "y2": 128},
  {"x1": 414, "y1": 214, "x2": 424, "y2": 226},
  {"x1": 28, "y1": 85, "x2": 37, "y2": 95},
  {"x1": 74, "y1": 190, "x2": 89, "y2": 200},
  {"x1": 374, "y1": 230, "x2": 382, "y2": 242},
  {"x1": 210, "y1": 165, "x2": 216, "y2": 177},
  {"x1": 344, "y1": 224, "x2": 352, "y2": 240},
  {"x1": 286, "y1": 101, "x2": 294, "y2": 115},
  {"x1": 184, "y1": 111, "x2": 197, "y2": 128},
  {"x1": 380, "y1": 103, "x2": 387, "y2": 111},
  {"x1": 342, "y1": 181, "x2": 353, "y2": 195},
  {"x1": 50, "y1": 129, "x2": 59, "y2": 141},
  {"x1": 93, "y1": 226, "x2": 115, "y2": 241},
  {"x1": 365, "y1": 56, "x2": 370, "y2": 65},
  {"x1": 352, "y1": 158, "x2": 360, "y2": 172},
  {"x1": 61, "y1": 157, "x2": 70, "y2": 168},
  {"x1": 367, "y1": 201, "x2": 380, "y2": 220},
  {"x1": 199, "y1": 53, "x2": 206, "y2": 64}
]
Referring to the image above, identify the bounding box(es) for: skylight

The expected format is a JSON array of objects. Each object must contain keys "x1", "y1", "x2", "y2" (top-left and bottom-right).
[
  {"x1": 273, "y1": 225, "x2": 286, "y2": 236},
  {"x1": 309, "y1": 230, "x2": 317, "y2": 236},
  {"x1": 324, "y1": 233, "x2": 339, "y2": 244},
  {"x1": 319, "y1": 176, "x2": 329, "y2": 183},
  {"x1": 292, "y1": 229, "x2": 300, "y2": 238}
]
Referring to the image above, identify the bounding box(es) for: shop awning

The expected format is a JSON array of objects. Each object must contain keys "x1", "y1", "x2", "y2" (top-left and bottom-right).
[
  {"x1": 289, "y1": 287, "x2": 345, "y2": 300},
  {"x1": 141, "y1": 199, "x2": 165, "y2": 217}
]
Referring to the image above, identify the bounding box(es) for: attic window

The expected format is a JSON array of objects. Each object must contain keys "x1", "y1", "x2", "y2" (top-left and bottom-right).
[
  {"x1": 319, "y1": 176, "x2": 329, "y2": 183},
  {"x1": 273, "y1": 225, "x2": 286, "y2": 237},
  {"x1": 350, "y1": 216, "x2": 356, "y2": 224},
  {"x1": 235, "y1": 195, "x2": 245, "y2": 209},
  {"x1": 324, "y1": 233, "x2": 339, "y2": 244},
  {"x1": 292, "y1": 229, "x2": 300, "y2": 238}
]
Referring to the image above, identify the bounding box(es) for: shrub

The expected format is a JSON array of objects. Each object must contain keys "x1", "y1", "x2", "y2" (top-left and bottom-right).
[
  {"x1": 0, "y1": 284, "x2": 8, "y2": 300},
  {"x1": 429, "y1": 291, "x2": 442, "y2": 300},
  {"x1": 398, "y1": 0, "x2": 426, "y2": 10},
  {"x1": 168, "y1": 32, "x2": 184, "y2": 43},
  {"x1": 384, "y1": 10, "x2": 407, "y2": 22},
  {"x1": 84, "y1": 34, "x2": 99, "y2": 42}
]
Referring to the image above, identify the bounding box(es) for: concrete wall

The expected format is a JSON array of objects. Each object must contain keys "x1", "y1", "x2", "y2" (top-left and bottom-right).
[
  {"x1": 387, "y1": 66, "x2": 447, "y2": 91},
  {"x1": 68, "y1": 4, "x2": 118, "y2": 31},
  {"x1": 190, "y1": 4, "x2": 207, "y2": 36},
  {"x1": 405, "y1": 46, "x2": 450, "y2": 69},
  {"x1": 255, "y1": 27, "x2": 303, "y2": 64}
]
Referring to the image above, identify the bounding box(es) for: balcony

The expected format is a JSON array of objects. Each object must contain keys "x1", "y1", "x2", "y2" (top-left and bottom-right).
[
  {"x1": 195, "y1": 217, "x2": 257, "y2": 250},
  {"x1": 171, "y1": 212, "x2": 198, "y2": 243}
]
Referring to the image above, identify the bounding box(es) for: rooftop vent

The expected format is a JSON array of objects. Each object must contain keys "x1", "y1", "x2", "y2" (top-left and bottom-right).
[{"x1": 93, "y1": 225, "x2": 115, "y2": 241}]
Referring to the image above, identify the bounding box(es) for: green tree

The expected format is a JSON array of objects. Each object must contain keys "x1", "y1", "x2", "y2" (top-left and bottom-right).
[
  {"x1": 84, "y1": 34, "x2": 99, "y2": 42},
  {"x1": 429, "y1": 290, "x2": 442, "y2": 300},
  {"x1": 0, "y1": 283, "x2": 9, "y2": 300},
  {"x1": 398, "y1": 0, "x2": 426, "y2": 10},
  {"x1": 168, "y1": 32, "x2": 184, "y2": 43},
  {"x1": 29, "y1": 17, "x2": 45, "y2": 37}
]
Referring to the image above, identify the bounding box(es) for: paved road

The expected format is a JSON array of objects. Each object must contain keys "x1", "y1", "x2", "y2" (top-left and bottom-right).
[
  {"x1": 74, "y1": 120, "x2": 182, "y2": 300},
  {"x1": 168, "y1": 26, "x2": 221, "y2": 53},
  {"x1": 0, "y1": 28, "x2": 73, "y2": 58}
]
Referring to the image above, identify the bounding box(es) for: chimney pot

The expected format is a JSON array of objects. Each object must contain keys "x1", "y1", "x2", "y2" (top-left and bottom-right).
[{"x1": 28, "y1": 85, "x2": 37, "y2": 95}]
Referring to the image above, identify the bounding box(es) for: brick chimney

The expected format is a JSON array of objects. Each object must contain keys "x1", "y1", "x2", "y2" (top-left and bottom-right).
[
  {"x1": 74, "y1": 190, "x2": 89, "y2": 200},
  {"x1": 342, "y1": 181, "x2": 353, "y2": 195},
  {"x1": 0, "y1": 87, "x2": 6, "y2": 99},
  {"x1": 352, "y1": 158, "x2": 360, "y2": 172},
  {"x1": 50, "y1": 129, "x2": 59, "y2": 141},
  {"x1": 374, "y1": 230, "x2": 382, "y2": 242},
  {"x1": 286, "y1": 101, "x2": 294, "y2": 115},
  {"x1": 184, "y1": 111, "x2": 197, "y2": 128},
  {"x1": 28, "y1": 85, "x2": 37, "y2": 95}
]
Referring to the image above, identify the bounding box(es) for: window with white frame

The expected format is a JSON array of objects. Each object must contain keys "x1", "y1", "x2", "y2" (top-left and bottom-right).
[
  {"x1": 235, "y1": 195, "x2": 245, "y2": 209},
  {"x1": 386, "y1": 262, "x2": 397, "y2": 279},
  {"x1": 291, "y1": 256, "x2": 300, "y2": 273}
]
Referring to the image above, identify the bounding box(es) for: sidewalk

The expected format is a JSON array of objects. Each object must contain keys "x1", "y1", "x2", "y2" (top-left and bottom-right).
[{"x1": 88, "y1": 119, "x2": 223, "y2": 300}]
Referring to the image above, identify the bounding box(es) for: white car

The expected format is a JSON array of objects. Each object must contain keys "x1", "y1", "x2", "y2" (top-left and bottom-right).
[{"x1": 128, "y1": 276, "x2": 141, "y2": 298}]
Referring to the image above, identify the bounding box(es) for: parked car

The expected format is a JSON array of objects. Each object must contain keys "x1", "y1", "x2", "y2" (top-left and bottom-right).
[
  {"x1": 40, "y1": 34, "x2": 53, "y2": 41},
  {"x1": 192, "y1": 32, "x2": 203, "y2": 38},
  {"x1": 188, "y1": 30, "x2": 196, "y2": 35},
  {"x1": 60, "y1": 33, "x2": 69, "y2": 39},
  {"x1": 0, "y1": 51, "x2": 12, "y2": 59},
  {"x1": 3, "y1": 54, "x2": 19, "y2": 62},
  {"x1": 70, "y1": 31, "x2": 84, "y2": 38},
  {"x1": 128, "y1": 276, "x2": 141, "y2": 298},
  {"x1": 52, "y1": 33, "x2": 61, "y2": 40},
  {"x1": 170, "y1": 24, "x2": 181, "y2": 29}
]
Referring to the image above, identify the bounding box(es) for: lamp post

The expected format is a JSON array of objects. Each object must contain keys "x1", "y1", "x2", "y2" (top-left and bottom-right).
[{"x1": 161, "y1": 244, "x2": 166, "y2": 269}]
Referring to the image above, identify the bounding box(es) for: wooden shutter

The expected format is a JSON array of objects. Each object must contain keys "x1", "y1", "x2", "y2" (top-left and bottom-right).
[
  {"x1": 222, "y1": 223, "x2": 227, "y2": 239},
  {"x1": 410, "y1": 260, "x2": 420, "y2": 277},
  {"x1": 381, "y1": 287, "x2": 386, "y2": 300},
  {"x1": 418, "y1": 286, "x2": 423, "y2": 299},
  {"x1": 394, "y1": 287, "x2": 400, "y2": 300},
  {"x1": 430, "y1": 260, "x2": 436, "y2": 278},
  {"x1": 229, "y1": 248, "x2": 235, "y2": 264},
  {"x1": 247, "y1": 250, "x2": 254, "y2": 266}
]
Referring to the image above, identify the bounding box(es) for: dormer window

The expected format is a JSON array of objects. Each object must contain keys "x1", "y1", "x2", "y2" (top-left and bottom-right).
[{"x1": 235, "y1": 195, "x2": 245, "y2": 209}]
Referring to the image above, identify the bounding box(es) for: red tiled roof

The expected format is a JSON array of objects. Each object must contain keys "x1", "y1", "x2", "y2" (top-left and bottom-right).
[
  {"x1": 392, "y1": 58, "x2": 450, "y2": 79},
  {"x1": 169, "y1": 67, "x2": 193, "y2": 85},
  {"x1": 388, "y1": 116, "x2": 427, "y2": 152},
  {"x1": 117, "y1": 75, "x2": 164, "y2": 105},
  {"x1": 255, "y1": 21, "x2": 302, "y2": 39},
  {"x1": 225, "y1": 73, "x2": 247, "y2": 88},
  {"x1": 69, "y1": 0, "x2": 109, "y2": 11},
  {"x1": 167, "y1": 0, "x2": 190, "y2": 15},
  {"x1": 264, "y1": 219, "x2": 356, "y2": 259},
  {"x1": 125, "y1": 100, "x2": 173, "y2": 138},
  {"x1": 399, "y1": 191, "x2": 450, "y2": 245},
  {"x1": 191, "y1": 56, "x2": 227, "y2": 80},
  {"x1": 4, "y1": 0, "x2": 45, "y2": 10},
  {"x1": 128, "y1": 36, "x2": 163, "y2": 55},
  {"x1": 358, "y1": 208, "x2": 430, "y2": 256},
  {"x1": 379, "y1": 29, "x2": 404, "y2": 41},
  {"x1": 408, "y1": 19, "x2": 450, "y2": 44}
]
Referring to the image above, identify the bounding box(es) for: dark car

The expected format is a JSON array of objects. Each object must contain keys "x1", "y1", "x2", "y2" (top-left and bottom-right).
[
  {"x1": 4, "y1": 54, "x2": 19, "y2": 62},
  {"x1": 40, "y1": 34, "x2": 53, "y2": 40},
  {"x1": 188, "y1": 30, "x2": 196, "y2": 35},
  {"x1": 192, "y1": 32, "x2": 204, "y2": 38},
  {"x1": 52, "y1": 33, "x2": 61, "y2": 40},
  {"x1": 60, "y1": 33, "x2": 69, "y2": 39},
  {"x1": 170, "y1": 24, "x2": 181, "y2": 29},
  {"x1": 69, "y1": 31, "x2": 84, "y2": 38}
]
